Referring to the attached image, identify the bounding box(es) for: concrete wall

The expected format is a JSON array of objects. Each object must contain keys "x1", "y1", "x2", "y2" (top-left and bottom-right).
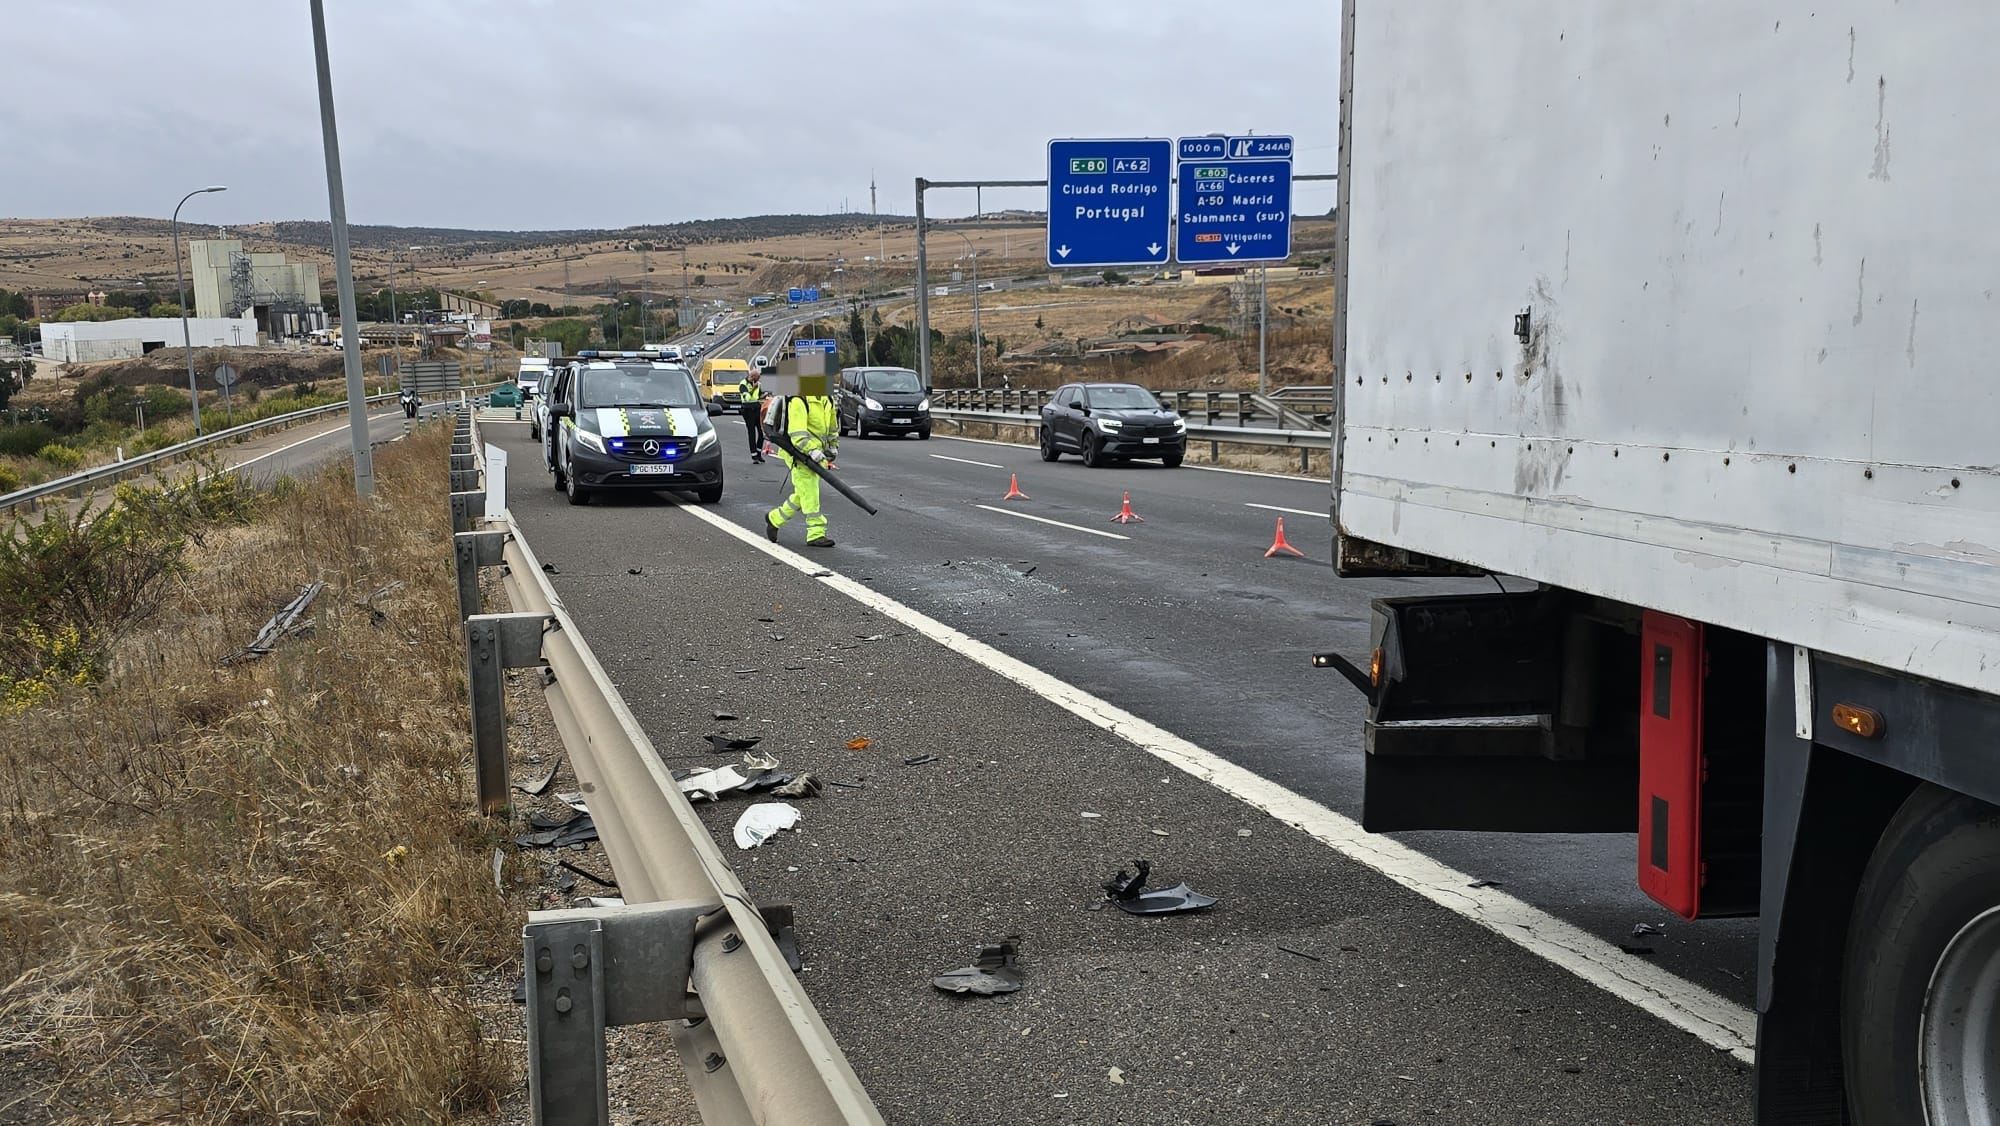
[
  {"x1": 188, "y1": 239, "x2": 323, "y2": 317},
  {"x1": 39, "y1": 315, "x2": 260, "y2": 363}
]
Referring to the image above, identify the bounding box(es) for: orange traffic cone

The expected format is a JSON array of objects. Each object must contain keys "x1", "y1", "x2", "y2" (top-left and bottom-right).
[
  {"x1": 1110, "y1": 491, "x2": 1145, "y2": 524},
  {"x1": 1002, "y1": 473, "x2": 1030, "y2": 500},
  {"x1": 1264, "y1": 517, "x2": 1306, "y2": 558}
]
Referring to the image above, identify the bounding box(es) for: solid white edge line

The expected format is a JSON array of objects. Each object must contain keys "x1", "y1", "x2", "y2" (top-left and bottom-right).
[
  {"x1": 928, "y1": 453, "x2": 1006, "y2": 469},
  {"x1": 934, "y1": 432, "x2": 1322, "y2": 482},
  {"x1": 1246, "y1": 502, "x2": 1331, "y2": 518},
  {"x1": 225, "y1": 409, "x2": 401, "y2": 473},
  {"x1": 676, "y1": 500, "x2": 1759, "y2": 1065},
  {"x1": 971, "y1": 503, "x2": 1131, "y2": 541}
]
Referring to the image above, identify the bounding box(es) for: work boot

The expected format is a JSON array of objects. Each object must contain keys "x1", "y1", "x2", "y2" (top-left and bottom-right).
[
  {"x1": 765, "y1": 515, "x2": 779, "y2": 543},
  {"x1": 805, "y1": 537, "x2": 836, "y2": 549}
]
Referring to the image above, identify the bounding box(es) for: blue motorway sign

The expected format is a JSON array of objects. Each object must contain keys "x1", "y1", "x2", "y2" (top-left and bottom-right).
[
  {"x1": 787, "y1": 287, "x2": 804, "y2": 303},
  {"x1": 795, "y1": 338, "x2": 837, "y2": 354},
  {"x1": 804, "y1": 287, "x2": 820, "y2": 302},
  {"x1": 1174, "y1": 134, "x2": 1293, "y2": 264},
  {"x1": 1046, "y1": 138, "x2": 1172, "y2": 269}
]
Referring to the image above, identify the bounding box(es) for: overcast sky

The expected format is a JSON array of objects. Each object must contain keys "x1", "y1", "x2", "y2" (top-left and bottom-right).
[{"x1": 7, "y1": 0, "x2": 1339, "y2": 231}]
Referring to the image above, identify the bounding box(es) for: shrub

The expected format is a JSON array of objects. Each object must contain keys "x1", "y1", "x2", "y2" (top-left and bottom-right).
[
  {"x1": 35, "y1": 444, "x2": 81, "y2": 470},
  {"x1": 0, "y1": 423, "x2": 56, "y2": 458},
  {"x1": 0, "y1": 464, "x2": 21, "y2": 493}
]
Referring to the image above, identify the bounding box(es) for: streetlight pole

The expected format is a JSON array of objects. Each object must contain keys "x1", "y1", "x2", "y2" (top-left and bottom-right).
[
  {"x1": 949, "y1": 230, "x2": 983, "y2": 390},
  {"x1": 171, "y1": 184, "x2": 226, "y2": 434},
  {"x1": 309, "y1": 0, "x2": 375, "y2": 497}
]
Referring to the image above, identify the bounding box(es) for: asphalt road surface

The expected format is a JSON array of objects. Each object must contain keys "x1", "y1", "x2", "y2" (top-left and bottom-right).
[{"x1": 484, "y1": 414, "x2": 1762, "y2": 1121}]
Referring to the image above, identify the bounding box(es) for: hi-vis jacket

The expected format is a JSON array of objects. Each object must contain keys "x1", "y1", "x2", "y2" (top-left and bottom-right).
[{"x1": 764, "y1": 395, "x2": 836, "y2": 458}]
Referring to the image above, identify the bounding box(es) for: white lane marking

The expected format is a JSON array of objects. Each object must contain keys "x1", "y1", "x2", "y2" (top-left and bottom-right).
[
  {"x1": 929, "y1": 453, "x2": 1005, "y2": 469},
  {"x1": 1246, "y1": 502, "x2": 1330, "y2": 518},
  {"x1": 934, "y1": 432, "x2": 1322, "y2": 482},
  {"x1": 971, "y1": 503, "x2": 1131, "y2": 541},
  {"x1": 676, "y1": 502, "x2": 1759, "y2": 1064},
  {"x1": 478, "y1": 419, "x2": 533, "y2": 425}
]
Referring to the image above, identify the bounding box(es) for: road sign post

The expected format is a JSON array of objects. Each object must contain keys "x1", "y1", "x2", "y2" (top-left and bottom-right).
[
  {"x1": 1174, "y1": 135, "x2": 1294, "y2": 265},
  {"x1": 1046, "y1": 138, "x2": 1172, "y2": 269},
  {"x1": 213, "y1": 362, "x2": 238, "y2": 426}
]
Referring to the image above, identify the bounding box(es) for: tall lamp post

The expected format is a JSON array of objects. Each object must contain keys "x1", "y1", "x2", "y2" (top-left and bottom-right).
[
  {"x1": 171, "y1": 184, "x2": 227, "y2": 434},
  {"x1": 947, "y1": 230, "x2": 983, "y2": 389}
]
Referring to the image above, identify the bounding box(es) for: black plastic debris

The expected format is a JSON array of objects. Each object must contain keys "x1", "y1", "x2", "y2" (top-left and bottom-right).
[
  {"x1": 222, "y1": 581, "x2": 325, "y2": 664},
  {"x1": 512, "y1": 974, "x2": 527, "y2": 1004},
  {"x1": 1632, "y1": 922, "x2": 1665, "y2": 938},
  {"x1": 713, "y1": 710, "x2": 741, "y2": 722},
  {"x1": 513, "y1": 757, "x2": 563, "y2": 796},
  {"x1": 515, "y1": 812, "x2": 598, "y2": 849},
  {"x1": 1101, "y1": 858, "x2": 1218, "y2": 916},
  {"x1": 558, "y1": 860, "x2": 617, "y2": 889},
  {"x1": 627, "y1": 567, "x2": 643, "y2": 576},
  {"x1": 932, "y1": 941, "x2": 1024, "y2": 996},
  {"x1": 1276, "y1": 943, "x2": 1323, "y2": 962},
  {"x1": 541, "y1": 562, "x2": 558, "y2": 574},
  {"x1": 706, "y1": 733, "x2": 763, "y2": 753},
  {"x1": 903, "y1": 754, "x2": 935, "y2": 767},
  {"x1": 742, "y1": 769, "x2": 795, "y2": 792},
  {"x1": 1467, "y1": 879, "x2": 1503, "y2": 889}
]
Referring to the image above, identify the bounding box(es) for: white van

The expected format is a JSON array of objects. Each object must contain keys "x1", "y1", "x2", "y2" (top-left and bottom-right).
[{"x1": 517, "y1": 356, "x2": 551, "y2": 399}]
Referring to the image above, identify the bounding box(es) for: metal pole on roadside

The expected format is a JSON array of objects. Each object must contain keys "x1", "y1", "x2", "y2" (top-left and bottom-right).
[
  {"x1": 948, "y1": 230, "x2": 983, "y2": 390},
  {"x1": 309, "y1": 0, "x2": 375, "y2": 498},
  {"x1": 914, "y1": 178, "x2": 931, "y2": 384},
  {"x1": 171, "y1": 185, "x2": 226, "y2": 436},
  {"x1": 1258, "y1": 264, "x2": 1268, "y2": 395}
]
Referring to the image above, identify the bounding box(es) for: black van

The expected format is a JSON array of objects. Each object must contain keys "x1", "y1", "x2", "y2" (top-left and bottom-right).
[{"x1": 836, "y1": 366, "x2": 932, "y2": 439}]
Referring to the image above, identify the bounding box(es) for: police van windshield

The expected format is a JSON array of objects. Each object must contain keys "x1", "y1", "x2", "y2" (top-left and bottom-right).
[
  {"x1": 579, "y1": 366, "x2": 700, "y2": 409},
  {"x1": 863, "y1": 369, "x2": 923, "y2": 394}
]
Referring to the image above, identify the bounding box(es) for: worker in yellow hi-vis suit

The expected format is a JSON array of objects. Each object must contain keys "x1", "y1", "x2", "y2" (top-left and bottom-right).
[{"x1": 764, "y1": 381, "x2": 840, "y2": 549}]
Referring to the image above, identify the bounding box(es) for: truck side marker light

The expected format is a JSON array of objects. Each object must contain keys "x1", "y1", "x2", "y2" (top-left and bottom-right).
[{"x1": 1832, "y1": 703, "x2": 1883, "y2": 738}]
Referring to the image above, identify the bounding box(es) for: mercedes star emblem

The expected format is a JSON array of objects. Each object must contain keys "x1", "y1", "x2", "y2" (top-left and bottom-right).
[{"x1": 641, "y1": 439, "x2": 661, "y2": 457}]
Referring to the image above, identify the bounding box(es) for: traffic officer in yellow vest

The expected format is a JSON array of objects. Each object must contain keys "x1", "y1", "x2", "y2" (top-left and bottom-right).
[
  {"x1": 763, "y1": 373, "x2": 839, "y2": 548},
  {"x1": 738, "y1": 368, "x2": 767, "y2": 463}
]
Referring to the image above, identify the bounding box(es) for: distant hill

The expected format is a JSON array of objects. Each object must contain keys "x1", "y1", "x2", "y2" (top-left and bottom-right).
[{"x1": 248, "y1": 214, "x2": 918, "y2": 255}]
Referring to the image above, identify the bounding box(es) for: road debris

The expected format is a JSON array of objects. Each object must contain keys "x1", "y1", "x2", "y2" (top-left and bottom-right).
[
  {"x1": 902, "y1": 754, "x2": 935, "y2": 766},
  {"x1": 707, "y1": 733, "x2": 764, "y2": 752},
  {"x1": 679, "y1": 766, "x2": 749, "y2": 801},
  {"x1": 713, "y1": 710, "x2": 740, "y2": 722},
  {"x1": 541, "y1": 562, "x2": 558, "y2": 574},
  {"x1": 742, "y1": 750, "x2": 781, "y2": 772},
  {"x1": 515, "y1": 812, "x2": 598, "y2": 850},
  {"x1": 1468, "y1": 878, "x2": 1503, "y2": 889},
  {"x1": 1101, "y1": 858, "x2": 1218, "y2": 916},
  {"x1": 626, "y1": 567, "x2": 643, "y2": 575},
  {"x1": 932, "y1": 941, "x2": 1024, "y2": 995},
  {"x1": 1080, "y1": 811, "x2": 1103, "y2": 819},
  {"x1": 847, "y1": 737, "x2": 873, "y2": 750},
  {"x1": 1106, "y1": 1067, "x2": 1125, "y2": 1085},
  {"x1": 558, "y1": 859, "x2": 617, "y2": 889},
  {"x1": 733, "y1": 802, "x2": 802, "y2": 849},
  {"x1": 1632, "y1": 922, "x2": 1665, "y2": 938},
  {"x1": 1276, "y1": 943, "x2": 1323, "y2": 963},
  {"x1": 553, "y1": 791, "x2": 590, "y2": 813},
  {"x1": 513, "y1": 757, "x2": 563, "y2": 796},
  {"x1": 773, "y1": 773, "x2": 823, "y2": 798},
  {"x1": 221, "y1": 581, "x2": 325, "y2": 663}
]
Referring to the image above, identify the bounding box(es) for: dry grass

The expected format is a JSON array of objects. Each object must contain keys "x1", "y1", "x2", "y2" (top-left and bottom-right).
[{"x1": 0, "y1": 427, "x2": 515, "y2": 1122}]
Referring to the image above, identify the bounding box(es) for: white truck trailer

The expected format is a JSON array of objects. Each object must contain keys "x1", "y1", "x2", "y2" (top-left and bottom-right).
[{"x1": 1329, "y1": 5, "x2": 2000, "y2": 1123}]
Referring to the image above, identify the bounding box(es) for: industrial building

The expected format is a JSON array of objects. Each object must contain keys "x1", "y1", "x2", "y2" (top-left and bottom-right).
[
  {"x1": 39, "y1": 315, "x2": 259, "y2": 363},
  {"x1": 188, "y1": 239, "x2": 327, "y2": 339}
]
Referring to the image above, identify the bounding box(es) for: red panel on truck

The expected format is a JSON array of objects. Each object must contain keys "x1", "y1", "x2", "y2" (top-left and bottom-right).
[{"x1": 1638, "y1": 612, "x2": 1704, "y2": 919}]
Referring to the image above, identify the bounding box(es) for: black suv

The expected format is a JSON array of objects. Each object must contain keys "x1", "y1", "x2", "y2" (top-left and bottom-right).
[
  {"x1": 543, "y1": 359, "x2": 724, "y2": 505},
  {"x1": 1039, "y1": 382, "x2": 1186, "y2": 467},
  {"x1": 836, "y1": 366, "x2": 932, "y2": 439}
]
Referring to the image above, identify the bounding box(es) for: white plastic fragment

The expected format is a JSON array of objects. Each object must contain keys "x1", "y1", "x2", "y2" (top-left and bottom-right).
[
  {"x1": 680, "y1": 766, "x2": 748, "y2": 802},
  {"x1": 733, "y1": 802, "x2": 803, "y2": 849}
]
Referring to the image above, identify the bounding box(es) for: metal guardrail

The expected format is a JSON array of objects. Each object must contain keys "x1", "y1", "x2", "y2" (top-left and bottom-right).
[
  {"x1": 450, "y1": 413, "x2": 883, "y2": 1126},
  {"x1": 1, "y1": 381, "x2": 505, "y2": 514},
  {"x1": 933, "y1": 386, "x2": 1334, "y2": 430},
  {"x1": 928, "y1": 408, "x2": 1331, "y2": 474}
]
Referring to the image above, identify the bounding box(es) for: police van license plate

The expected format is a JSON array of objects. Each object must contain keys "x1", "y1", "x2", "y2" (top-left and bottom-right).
[
  {"x1": 891, "y1": 417, "x2": 911, "y2": 424},
  {"x1": 631, "y1": 463, "x2": 675, "y2": 475},
  {"x1": 1142, "y1": 436, "x2": 1161, "y2": 444}
]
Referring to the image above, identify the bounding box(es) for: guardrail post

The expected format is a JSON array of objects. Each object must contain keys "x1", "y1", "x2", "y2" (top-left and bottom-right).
[
  {"x1": 465, "y1": 611, "x2": 547, "y2": 815},
  {"x1": 452, "y1": 451, "x2": 476, "y2": 471},
  {"x1": 451, "y1": 489, "x2": 485, "y2": 534},
  {"x1": 454, "y1": 529, "x2": 508, "y2": 623},
  {"x1": 451, "y1": 468, "x2": 480, "y2": 493},
  {"x1": 523, "y1": 900, "x2": 719, "y2": 1126}
]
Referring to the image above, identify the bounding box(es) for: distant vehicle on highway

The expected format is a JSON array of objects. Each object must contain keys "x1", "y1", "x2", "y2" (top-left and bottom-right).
[
  {"x1": 517, "y1": 356, "x2": 550, "y2": 400},
  {"x1": 1038, "y1": 382, "x2": 1186, "y2": 468},
  {"x1": 835, "y1": 366, "x2": 931, "y2": 440},
  {"x1": 542, "y1": 355, "x2": 723, "y2": 506},
  {"x1": 699, "y1": 357, "x2": 753, "y2": 414},
  {"x1": 656, "y1": 344, "x2": 683, "y2": 363},
  {"x1": 751, "y1": 354, "x2": 771, "y2": 372},
  {"x1": 747, "y1": 325, "x2": 764, "y2": 345}
]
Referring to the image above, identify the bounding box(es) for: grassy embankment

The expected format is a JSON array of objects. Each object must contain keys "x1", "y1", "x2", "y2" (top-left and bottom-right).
[{"x1": 0, "y1": 425, "x2": 516, "y2": 1121}]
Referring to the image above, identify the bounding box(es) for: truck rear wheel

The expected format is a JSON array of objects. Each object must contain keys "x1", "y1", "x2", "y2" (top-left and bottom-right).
[{"x1": 1843, "y1": 783, "x2": 2000, "y2": 1125}]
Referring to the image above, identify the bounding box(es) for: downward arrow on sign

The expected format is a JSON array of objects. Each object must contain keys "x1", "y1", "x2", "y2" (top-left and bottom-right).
[
  {"x1": 1226, "y1": 243, "x2": 1241, "y2": 255},
  {"x1": 1146, "y1": 243, "x2": 1162, "y2": 255},
  {"x1": 1055, "y1": 245, "x2": 1072, "y2": 259}
]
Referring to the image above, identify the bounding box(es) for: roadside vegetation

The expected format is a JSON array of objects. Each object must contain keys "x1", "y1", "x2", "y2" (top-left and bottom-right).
[{"x1": 0, "y1": 426, "x2": 515, "y2": 1121}]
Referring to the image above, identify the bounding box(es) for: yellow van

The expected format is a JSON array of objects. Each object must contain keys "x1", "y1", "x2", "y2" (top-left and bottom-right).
[{"x1": 699, "y1": 357, "x2": 753, "y2": 415}]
